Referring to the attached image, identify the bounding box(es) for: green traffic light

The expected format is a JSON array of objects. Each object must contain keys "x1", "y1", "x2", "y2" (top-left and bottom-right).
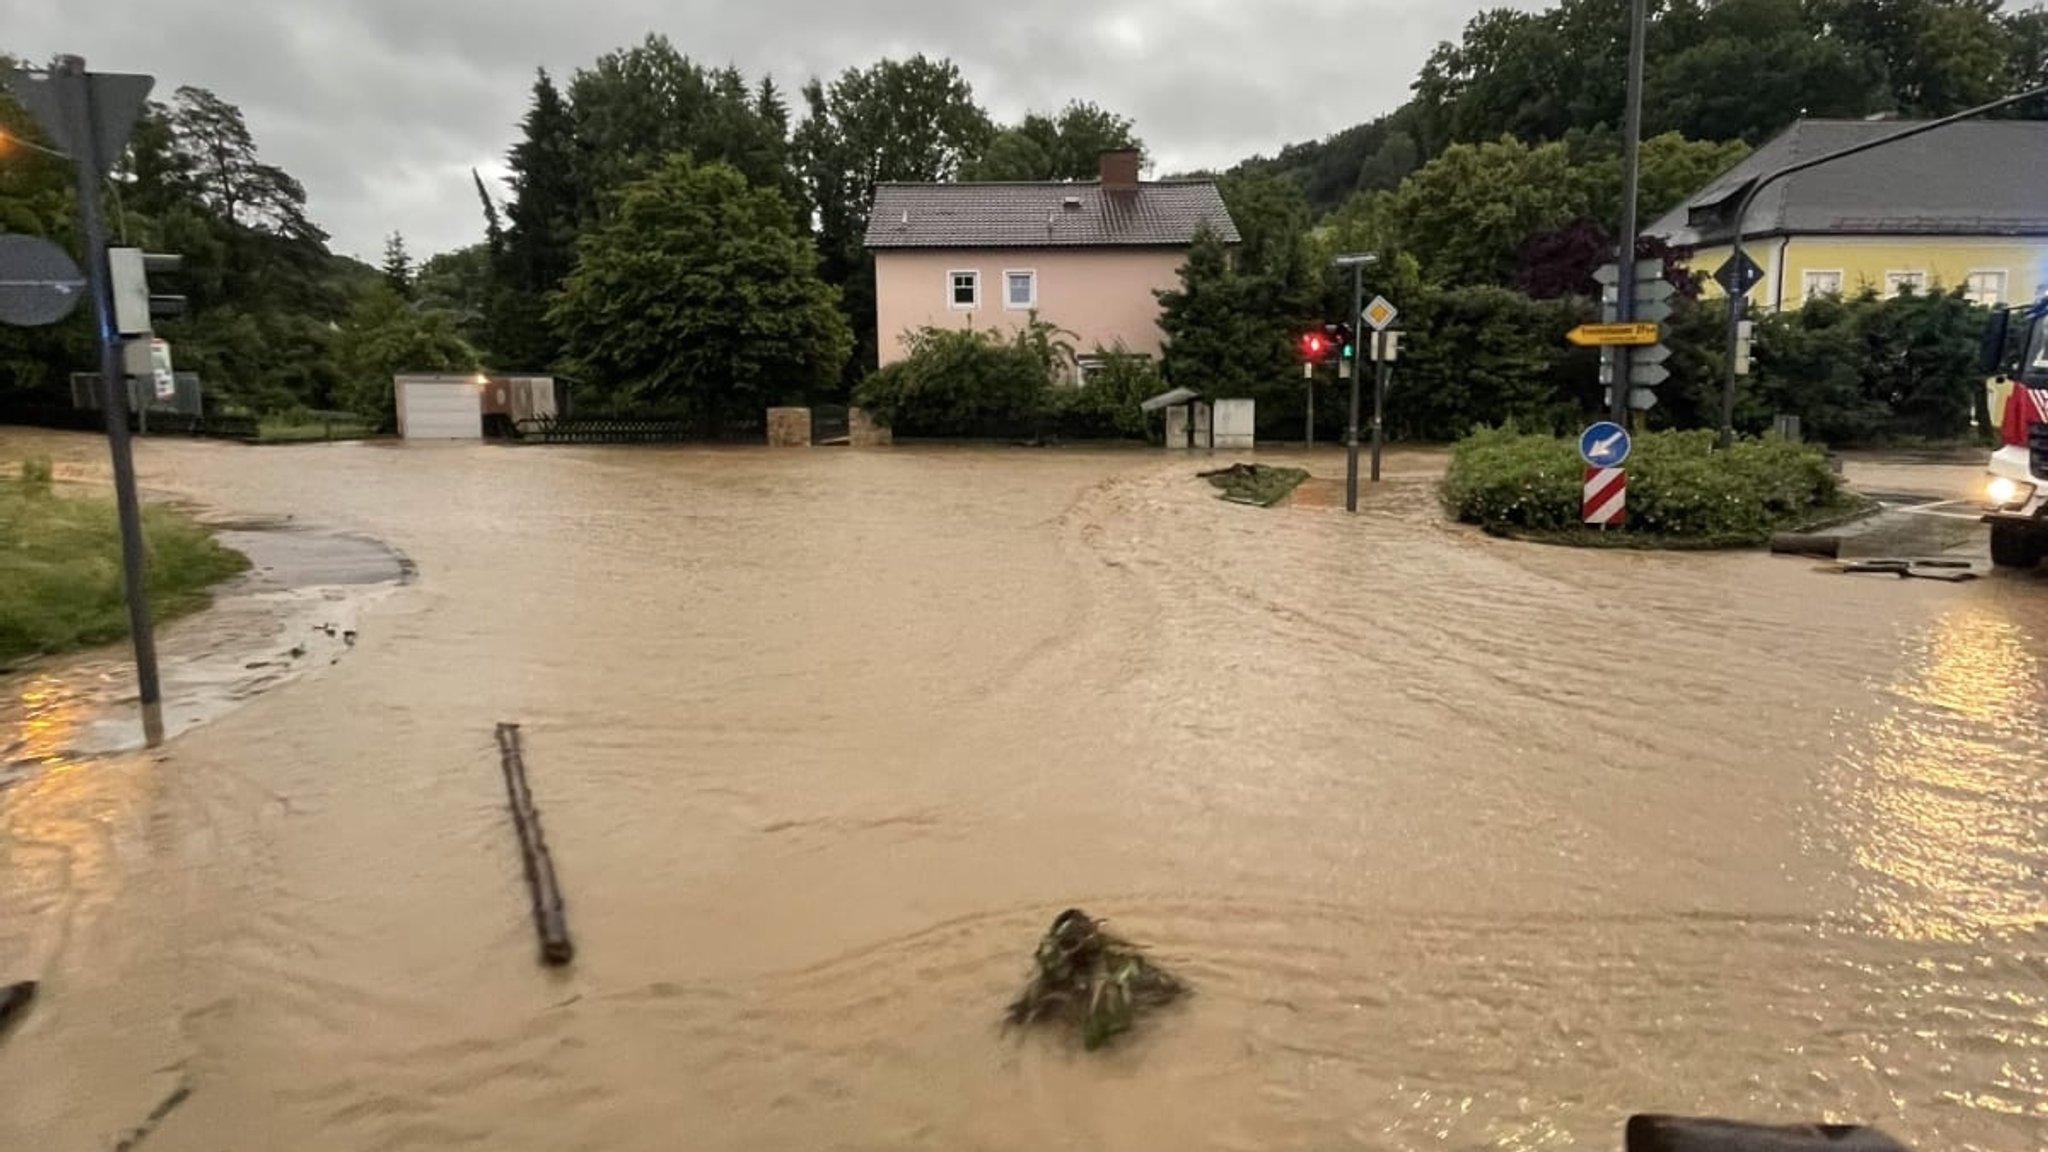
[{"x1": 1342, "y1": 344, "x2": 1354, "y2": 360}]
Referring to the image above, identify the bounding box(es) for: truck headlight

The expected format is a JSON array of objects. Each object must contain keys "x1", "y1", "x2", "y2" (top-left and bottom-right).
[{"x1": 1988, "y1": 475, "x2": 2035, "y2": 508}]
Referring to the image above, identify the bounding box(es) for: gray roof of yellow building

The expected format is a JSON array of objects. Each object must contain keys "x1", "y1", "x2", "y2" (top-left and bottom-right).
[
  {"x1": 864, "y1": 180, "x2": 1240, "y2": 249},
  {"x1": 1648, "y1": 118, "x2": 2048, "y2": 246}
]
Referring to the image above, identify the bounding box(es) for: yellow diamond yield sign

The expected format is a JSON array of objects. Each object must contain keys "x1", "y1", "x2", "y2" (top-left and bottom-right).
[{"x1": 1362, "y1": 294, "x2": 1398, "y2": 331}]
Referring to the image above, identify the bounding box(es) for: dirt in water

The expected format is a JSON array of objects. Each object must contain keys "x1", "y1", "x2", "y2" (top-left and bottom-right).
[{"x1": 0, "y1": 431, "x2": 2043, "y2": 1152}]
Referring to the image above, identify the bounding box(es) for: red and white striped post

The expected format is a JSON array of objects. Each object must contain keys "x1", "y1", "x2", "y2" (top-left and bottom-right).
[{"x1": 1583, "y1": 465, "x2": 1626, "y2": 527}]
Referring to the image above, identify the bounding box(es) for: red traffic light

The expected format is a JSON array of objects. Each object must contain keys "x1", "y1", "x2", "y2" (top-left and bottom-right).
[{"x1": 1301, "y1": 332, "x2": 1326, "y2": 359}]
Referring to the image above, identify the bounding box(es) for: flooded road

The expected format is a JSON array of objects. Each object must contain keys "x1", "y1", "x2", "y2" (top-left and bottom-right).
[{"x1": 1, "y1": 430, "x2": 2043, "y2": 1151}]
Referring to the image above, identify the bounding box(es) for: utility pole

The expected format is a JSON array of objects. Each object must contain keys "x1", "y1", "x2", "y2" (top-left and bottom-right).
[
  {"x1": 1333, "y1": 252, "x2": 1376, "y2": 512},
  {"x1": 1611, "y1": 0, "x2": 1647, "y2": 428},
  {"x1": 47, "y1": 56, "x2": 164, "y2": 745}
]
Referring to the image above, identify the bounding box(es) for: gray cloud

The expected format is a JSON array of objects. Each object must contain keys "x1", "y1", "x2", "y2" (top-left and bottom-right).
[{"x1": 3, "y1": 0, "x2": 1537, "y2": 261}]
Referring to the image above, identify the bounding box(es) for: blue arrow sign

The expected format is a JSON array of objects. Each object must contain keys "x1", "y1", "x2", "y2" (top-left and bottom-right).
[{"x1": 1579, "y1": 421, "x2": 1631, "y2": 468}]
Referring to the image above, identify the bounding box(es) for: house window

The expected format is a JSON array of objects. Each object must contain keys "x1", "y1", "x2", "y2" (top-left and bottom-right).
[
  {"x1": 947, "y1": 270, "x2": 978, "y2": 309},
  {"x1": 1802, "y1": 270, "x2": 1843, "y2": 302},
  {"x1": 1883, "y1": 270, "x2": 1927, "y2": 297},
  {"x1": 1966, "y1": 270, "x2": 2008, "y2": 306},
  {"x1": 1003, "y1": 269, "x2": 1036, "y2": 310}
]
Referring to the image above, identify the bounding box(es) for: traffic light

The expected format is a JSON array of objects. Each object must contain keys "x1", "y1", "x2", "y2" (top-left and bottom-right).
[
  {"x1": 107, "y1": 247, "x2": 186, "y2": 337},
  {"x1": 1329, "y1": 321, "x2": 1355, "y2": 361},
  {"x1": 1300, "y1": 329, "x2": 1329, "y2": 362}
]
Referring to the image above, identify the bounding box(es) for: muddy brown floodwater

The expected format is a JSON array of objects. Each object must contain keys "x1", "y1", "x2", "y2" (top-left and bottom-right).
[{"x1": 1, "y1": 430, "x2": 2044, "y2": 1152}]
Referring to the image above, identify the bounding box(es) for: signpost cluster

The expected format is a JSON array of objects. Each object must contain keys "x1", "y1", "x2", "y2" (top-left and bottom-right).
[{"x1": 2, "y1": 56, "x2": 171, "y2": 745}]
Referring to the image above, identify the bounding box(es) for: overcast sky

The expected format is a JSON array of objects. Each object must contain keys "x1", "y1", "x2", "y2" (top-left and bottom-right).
[{"x1": 7, "y1": 0, "x2": 1544, "y2": 262}]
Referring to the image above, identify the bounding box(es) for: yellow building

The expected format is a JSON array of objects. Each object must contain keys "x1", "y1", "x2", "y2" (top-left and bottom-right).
[{"x1": 1648, "y1": 119, "x2": 2048, "y2": 313}]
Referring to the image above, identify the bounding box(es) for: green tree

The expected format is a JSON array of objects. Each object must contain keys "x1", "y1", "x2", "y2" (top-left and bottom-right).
[
  {"x1": 488, "y1": 68, "x2": 581, "y2": 371},
  {"x1": 1156, "y1": 230, "x2": 1277, "y2": 399},
  {"x1": 1570, "y1": 132, "x2": 1752, "y2": 227},
  {"x1": 1383, "y1": 137, "x2": 1590, "y2": 285},
  {"x1": 794, "y1": 55, "x2": 994, "y2": 377},
  {"x1": 333, "y1": 281, "x2": 479, "y2": 422},
  {"x1": 961, "y1": 100, "x2": 1144, "y2": 181},
  {"x1": 381, "y1": 232, "x2": 413, "y2": 298},
  {"x1": 165, "y1": 85, "x2": 323, "y2": 242},
  {"x1": 1388, "y1": 286, "x2": 1596, "y2": 440},
  {"x1": 414, "y1": 243, "x2": 492, "y2": 348},
  {"x1": 548, "y1": 156, "x2": 851, "y2": 434},
  {"x1": 1816, "y1": 0, "x2": 2009, "y2": 115},
  {"x1": 1646, "y1": 0, "x2": 1887, "y2": 143}
]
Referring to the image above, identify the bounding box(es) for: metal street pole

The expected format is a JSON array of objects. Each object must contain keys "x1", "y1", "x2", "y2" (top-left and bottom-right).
[
  {"x1": 57, "y1": 55, "x2": 163, "y2": 745},
  {"x1": 1334, "y1": 252, "x2": 1375, "y2": 512},
  {"x1": 1371, "y1": 335, "x2": 1387, "y2": 482},
  {"x1": 1611, "y1": 0, "x2": 1647, "y2": 428},
  {"x1": 1716, "y1": 82, "x2": 2048, "y2": 447}
]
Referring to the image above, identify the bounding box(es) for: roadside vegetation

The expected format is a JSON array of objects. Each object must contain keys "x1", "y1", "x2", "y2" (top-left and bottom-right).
[
  {"x1": 0, "y1": 460, "x2": 249, "y2": 666},
  {"x1": 1442, "y1": 427, "x2": 1865, "y2": 548},
  {"x1": 854, "y1": 320, "x2": 1160, "y2": 441}
]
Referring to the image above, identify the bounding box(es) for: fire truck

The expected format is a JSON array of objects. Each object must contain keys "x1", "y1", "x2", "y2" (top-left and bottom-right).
[{"x1": 1982, "y1": 298, "x2": 2048, "y2": 567}]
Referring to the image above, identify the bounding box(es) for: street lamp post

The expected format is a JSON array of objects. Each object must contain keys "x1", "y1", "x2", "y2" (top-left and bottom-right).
[
  {"x1": 1334, "y1": 252, "x2": 1377, "y2": 512},
  {"x1": 1715, "y1": 84, "x2": 2048, "y2": 447}
]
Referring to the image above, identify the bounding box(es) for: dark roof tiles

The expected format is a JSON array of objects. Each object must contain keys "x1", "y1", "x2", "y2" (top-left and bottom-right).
[
  {"x1": 1649, "y1": 119, "x2": 2048, "y2": 245},
  {"x1": 865, "y1": 180, "x2": 1239, "y2": 249}
]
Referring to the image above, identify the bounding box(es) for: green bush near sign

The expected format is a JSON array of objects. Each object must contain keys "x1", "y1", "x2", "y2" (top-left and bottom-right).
[{"x1": 1442, "y1": 426, "x2": 1867, "y2": 546}]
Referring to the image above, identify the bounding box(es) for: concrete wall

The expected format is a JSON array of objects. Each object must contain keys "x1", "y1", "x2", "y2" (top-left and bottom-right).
[
  {"x1": 873, "y1": 246, "x2": 1189, "y2": 365},
  {"x1": 849, "y1": 407, "x2": 892, "y2": 446},
  {"x1": 1689, "y1": 236, "x2": 2048, "y2": 311},
  {"x1": 766, "y1": 407, "x2": 812, "y2": 447}
]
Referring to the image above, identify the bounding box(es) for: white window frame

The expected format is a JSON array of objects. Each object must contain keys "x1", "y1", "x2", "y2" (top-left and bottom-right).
[
  {"x1": 1965, "y1": 268, "x2": 2008, "y2": 307},
  {"x1": 1883, "y1": 269, "x2": 1927, "y2": 298},
  {"x1": 1801, "y1": 269, "x2": 1843, "y2": 303},
  {"x1": 946, "y1": 269, "x2": 979, "y2": 310},
  {"x1": 1002, "y1": 268, "x2": 1037, "y2": 310}
]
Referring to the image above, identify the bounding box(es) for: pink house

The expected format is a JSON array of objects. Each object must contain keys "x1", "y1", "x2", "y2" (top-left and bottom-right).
[{"x1": 864, "y1": 150, "x2": 1240, "y2": 379}]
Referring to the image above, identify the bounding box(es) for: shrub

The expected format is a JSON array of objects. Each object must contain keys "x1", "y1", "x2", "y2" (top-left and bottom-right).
[
  {"x1": 854, "y1": 318, "x2": 1074, "y2": 438},
  {"x1": 1053, "y1": 347, "x2": 1161, "y2": 440},
  {"x1": 1441, "y1": 426, "x2": 1843, "y2": 543}
]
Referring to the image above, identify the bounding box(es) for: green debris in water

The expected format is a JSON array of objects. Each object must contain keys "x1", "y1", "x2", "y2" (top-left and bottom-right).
[
  {"x1": 1199, "y1": 462, "x2": 1310, "y2": 507},
  {"x1": 1005, "y1": 909, "x2": 1187, "y2": 1050}
]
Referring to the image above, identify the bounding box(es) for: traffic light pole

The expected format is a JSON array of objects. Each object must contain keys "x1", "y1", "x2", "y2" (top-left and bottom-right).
[
  {"x1": 1345, "y1": 261, "x2": 1364, "y2": 512},
  {"x1": 58, "y1": 55, "x2": 164, "y2": 745}
]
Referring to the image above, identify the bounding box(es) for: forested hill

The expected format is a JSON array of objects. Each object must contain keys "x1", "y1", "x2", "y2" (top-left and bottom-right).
[{"x1": 1230, "y1": 0, "x2": 2048, "y2": 216}]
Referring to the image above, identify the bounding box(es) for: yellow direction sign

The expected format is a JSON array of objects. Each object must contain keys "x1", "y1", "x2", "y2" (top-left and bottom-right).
[{"x1": 1567, "y1": 321, "x2": 1660, "y2": 347}]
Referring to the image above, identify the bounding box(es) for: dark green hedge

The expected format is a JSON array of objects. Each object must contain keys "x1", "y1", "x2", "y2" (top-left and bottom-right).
[{"x1": 1441, "y1": 426, "x2": 1847, "y2": 543}]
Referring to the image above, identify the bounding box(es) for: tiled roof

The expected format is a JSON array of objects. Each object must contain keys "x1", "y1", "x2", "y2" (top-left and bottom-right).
[
  {"x1": 1648, "y1": 118, "x2": 2048, "y2": 246},
  {"x1": 864, "y1": 180, "x2": 1240, "y2": 249}
]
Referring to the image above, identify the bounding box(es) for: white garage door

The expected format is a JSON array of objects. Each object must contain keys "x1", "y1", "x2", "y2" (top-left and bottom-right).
[{"x1": 399, "y1": 381, "x2": 481, "y2": 439}]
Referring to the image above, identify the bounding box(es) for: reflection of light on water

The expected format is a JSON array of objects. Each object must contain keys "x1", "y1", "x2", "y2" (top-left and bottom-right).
[
  {"x1": 1836, "y1": 606, "x2": 2048, "y2": 943},
  {"x1": 7, "y1": 673, "x2": 87, "y2": 774}
]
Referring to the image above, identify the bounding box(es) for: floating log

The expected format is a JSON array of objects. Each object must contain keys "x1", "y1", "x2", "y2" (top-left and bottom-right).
[
  {"x1": 1770, "y1": 532, "x2": 1841, "y2": 558},
  {"x1": 0, "y1": 980, "x2": 34, "y2": 1033},
  {"x1": 494, "y1": 723, "x2": 574, "y2": 966},
  {"x1": 1625, "y1": 1114, "x2": 1910, "y2": 1152},
  {"x1": 111, "y1": 1084, "x2": 192, "y2": 1152}
]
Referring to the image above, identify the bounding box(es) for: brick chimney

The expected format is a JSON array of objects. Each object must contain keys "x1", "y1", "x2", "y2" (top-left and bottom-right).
[{"x1": 1098, "y1": 149, "x2": 1140, "y2": 192}]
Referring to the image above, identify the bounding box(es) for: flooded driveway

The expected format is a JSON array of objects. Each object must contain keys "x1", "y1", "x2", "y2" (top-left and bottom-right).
[{"x1": 0, "y1": 430, "x2": 2043, "y2": 1151}]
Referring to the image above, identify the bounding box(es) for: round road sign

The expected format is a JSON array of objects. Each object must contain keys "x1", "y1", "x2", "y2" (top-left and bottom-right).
[{"x1": 0, "y1": 232, "x2": 86, "y2": 327}]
